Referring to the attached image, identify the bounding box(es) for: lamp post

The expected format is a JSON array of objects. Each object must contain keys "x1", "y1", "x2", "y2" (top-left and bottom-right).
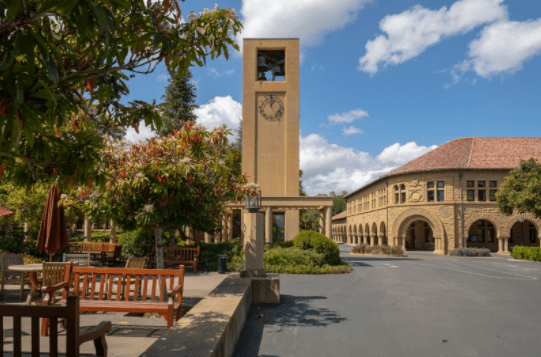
[
  {"x1": 241, "y1": 189, "x2": 267, "y2": 278},
  {"x1": 519, "y1": 217, "x2": 525, "y2": 246}
]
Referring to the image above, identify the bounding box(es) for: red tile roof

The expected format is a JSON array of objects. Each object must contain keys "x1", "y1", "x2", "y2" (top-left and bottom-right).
[
  {"x1": 387, "y1": 137, "x2": 541, "y2": 176},
  {"x1": 0, "y1": 206, "x2": 14, "y2": 217},
  {"x1": 345, "y1": 137, "x2": 541, "y2": 198},
  {"x1": 332, "y1": 211, "x2": 347, "y2": 220}
]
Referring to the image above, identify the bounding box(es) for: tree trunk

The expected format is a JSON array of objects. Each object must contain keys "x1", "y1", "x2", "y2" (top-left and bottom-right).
[
  {"x1": 169, "y1": 227, "x2": 176, "y2": 247},
  {"x1": 109, "y1": 220, "x2": 117, "y2": 244},
  {"x1": 154, "y1": 223, "x2": 165, "y2": 270},
  {"x1": 23, "y1": 223, "x2": 31, "y2": 242}
]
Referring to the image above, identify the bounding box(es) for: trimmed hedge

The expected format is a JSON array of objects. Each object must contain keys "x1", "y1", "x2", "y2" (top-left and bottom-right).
[
  {"x1": 449, "y1": 247, "x2": 491, "y2": 257},
  {"x1": 510, "y1": 246, "x2": 541, "y2": 261},
  {"x1": 292, "y1": 230, "x2": 341, "y2": 265},
  {"x1": 351, "y1": 244, "x2": 404, "y2": 256}
]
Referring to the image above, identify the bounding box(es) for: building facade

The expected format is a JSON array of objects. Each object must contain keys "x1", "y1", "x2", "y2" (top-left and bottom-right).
[{"x1": 333, "y1": 137, "x2": 541, "y2": 254}]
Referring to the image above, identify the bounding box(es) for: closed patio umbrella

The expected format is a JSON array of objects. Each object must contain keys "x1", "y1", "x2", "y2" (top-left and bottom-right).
[{"x1": 36, "y1": 184, "x2": 69, "y2": 262}]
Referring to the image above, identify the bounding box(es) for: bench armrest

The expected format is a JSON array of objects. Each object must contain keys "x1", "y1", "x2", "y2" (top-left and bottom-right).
[
  {"x1": 167, "y1": 283, "x2": 183, "y2": 304},
  {"x1": 79, "y1": 320, "x2": 112, "y2": 357},
  {"x1": 41, "y1": 281, "x2": 69, "y2": 294}
]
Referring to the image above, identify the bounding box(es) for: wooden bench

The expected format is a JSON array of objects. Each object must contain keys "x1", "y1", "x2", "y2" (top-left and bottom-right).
[
  {"x1": 147, "y1": 247, "x2": 200, "y2": 273},
  {"x1": 0, "y1": 295, "x2": 111, "y2": 357},
  {"x1": 69, "y1": 242, "x2": 122, "y2": 265},
  {"x1": 42, "y1": 266, "x2": 184, "y2": 335}
]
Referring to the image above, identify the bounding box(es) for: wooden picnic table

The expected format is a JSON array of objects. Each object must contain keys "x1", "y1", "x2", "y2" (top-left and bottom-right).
[{"x1": 8, "y1": 264, "x2": 42, "y2": 305}]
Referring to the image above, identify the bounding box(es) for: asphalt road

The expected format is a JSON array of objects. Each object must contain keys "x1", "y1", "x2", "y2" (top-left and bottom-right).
[{"x1": 233, "y1": 245, "x2": 541, "y2": 357}]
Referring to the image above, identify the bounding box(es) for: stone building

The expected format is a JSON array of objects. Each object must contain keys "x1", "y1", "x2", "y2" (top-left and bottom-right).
[
  {"x1": 332, "y1": 210, "x2": 347, "y2": 243},
  {"x1": 334, "y1": 137, "x2": 541, "y2": 254}
]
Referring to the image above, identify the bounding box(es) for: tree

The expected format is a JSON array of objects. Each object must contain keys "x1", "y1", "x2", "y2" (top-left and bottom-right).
[
  {"x1": 332, "y1": 195, "x2": 346, "y2": 216},
  {"x1": 497, "y1": 158, "x2": 541, "y2": 218},
  {"x1": 0, "y1": 0, "x2": 242, "y2": 188},
  {"x1": 233, "y1": 117, "x2": 242, "y2": 150},
  {"x1": 299, "y1": 170, "x2": 306, "y2": 196},
  {"x1": 66, "y1": 122, "x2": 256, "y2": 269},
  {"x1": 157, "y1": 69, "x2": 197, "y2": 136}
]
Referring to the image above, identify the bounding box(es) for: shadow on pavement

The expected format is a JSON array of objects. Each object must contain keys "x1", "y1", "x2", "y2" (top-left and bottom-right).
[{"x1": 233, "y1": 295, "x2": 347, "y2": 357}]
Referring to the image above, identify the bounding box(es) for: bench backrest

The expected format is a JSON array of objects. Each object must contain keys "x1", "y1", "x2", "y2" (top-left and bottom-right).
[
  {"x1": 0, "y1": 295, "x2": 80, "y2": 357},
  {"x1": 0, "y1": 254, "x2": 24, "y2": 279},
  {"x1": 72, "y1": 266, "x2": 184, "y2": 303},
  {"x1": 69, "y1": 242, "x2": 121, "y2": 253},
  {"x1": 164, "y1": 247, "x2": 200, "y2": 262},
  {"x1": 63, "y1": 253, "x2": 91, "y2": 266}
]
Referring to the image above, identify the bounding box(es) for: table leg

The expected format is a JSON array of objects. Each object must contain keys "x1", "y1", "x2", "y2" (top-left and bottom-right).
[{"x1": 25, "y1": 272, "x2": 40, "y2": 305}]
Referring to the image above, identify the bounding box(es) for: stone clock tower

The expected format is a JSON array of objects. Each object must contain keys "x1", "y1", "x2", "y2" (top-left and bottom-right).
[{"x1": 242, "y1": 39, "x2": 300, "y2": 241}]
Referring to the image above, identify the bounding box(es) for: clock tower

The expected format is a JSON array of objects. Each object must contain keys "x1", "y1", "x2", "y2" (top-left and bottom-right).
[{"x1": 242, "y1": 39, "x2": 300, "y2": 241}]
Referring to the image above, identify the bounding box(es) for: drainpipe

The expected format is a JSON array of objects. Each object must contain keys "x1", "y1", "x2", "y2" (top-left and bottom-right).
[{"x1": 459, "y1": 171, "x2": 464, "y2": 248}]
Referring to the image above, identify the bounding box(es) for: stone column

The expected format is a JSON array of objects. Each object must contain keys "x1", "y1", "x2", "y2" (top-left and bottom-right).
[
  {"x1": 401, "y1": 237, "x2": 406, "y2": 250},
  {"x1": 319, "y1": 209, "x2": 325, "y2": 234},
  {"x1": 240, "y1": 211, "x2": 266, "y2": 278},
  {"x1": 503, "y1": 236, "x2": 509, "y2": 252},
  {"x1": 265, "y1": 206, "x2": 273, "y2": 244},
  {"x1": 284, "y1": 210, "x2": 300, "y2": 242},
  {"x1": 498, "y1": 237, "x2": 503, "y2": 253},
  {"x1": 84, "y1": 217, "x2": 92, "y2": 242},
  {"x1": 204, "y1": 232, "x2": 211, "y2": 243},
  {"x1": 325, "y1": 206, "x2": 332, "y2": 240},
  {"x1": 378, "y1": 235, "x2": 385, "y2": 247},
  {"x1": 370, "y1": 234, "x2": 375, "y2": 247},
  {"x1": 110, "y1": 220, "x2": 117, "y2": 244}
]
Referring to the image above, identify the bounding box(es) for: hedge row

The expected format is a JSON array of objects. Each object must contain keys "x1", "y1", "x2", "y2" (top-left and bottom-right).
[
  {"x1": 510, "y1": 246, "x2": 541, "y2": 261},
  {"x1": 449, "y1": 248, "x2": 491, "y2": 257}
]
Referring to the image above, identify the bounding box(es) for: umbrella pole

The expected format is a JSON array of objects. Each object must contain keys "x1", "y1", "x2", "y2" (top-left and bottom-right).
[{"x1": 49, "y1": 253, "x2": 53, "y2": 262}]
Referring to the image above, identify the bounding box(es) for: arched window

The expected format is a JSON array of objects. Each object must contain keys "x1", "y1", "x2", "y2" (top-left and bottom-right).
[
  {"x1": 529, "y1": 224, "x2": 537, "y2": 243},
  {"x1": 477, "y1": 220, "x2": 495, "y2": 243}
]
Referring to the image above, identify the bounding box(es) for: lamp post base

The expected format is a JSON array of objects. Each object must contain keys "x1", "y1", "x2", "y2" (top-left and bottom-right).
[{"x1": 240, "y1": 269, "x2": 267, "y2": 278}]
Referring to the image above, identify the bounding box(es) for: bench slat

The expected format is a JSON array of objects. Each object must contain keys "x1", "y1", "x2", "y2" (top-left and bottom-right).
[
  {"x1": 125, "y1": 275, "x2": 132, "y2": 301},
  {"x1": 107, "y1": 274, "x2": 114, "y2": 300},
  {"x1": 50, "y1": 318, "x2": 58, "y2": 357},
  {"x1": 82, "y1": 273, "x2": 88, "y2": 299},
  {"x1": 99, "y1": 273, "x2": 105, "y2": 300},
  {"x1": 90, "y1": 273, "x2": 97, "y2": 300},
  {"x1": 0, "y1": 317, "x2": 3, "y2": 356},
  {"x1": 14, "y1": 316, "x2": 21, "y2": 357},
  {"x1": 143, "y1": 275, "x2": 148, "y2": 301},
  {"x1": 134, "y1": 275, "x2": 140, "y2": 301},
  {"x1": 151, "y1": 275, "x2": 157, "y2": 302},
  {"x1": 31, "y1": 316, "x2": 39, "y2": 357},
  {"x1": 160, "y1": 275, "x2": 166, "y2": 302}
]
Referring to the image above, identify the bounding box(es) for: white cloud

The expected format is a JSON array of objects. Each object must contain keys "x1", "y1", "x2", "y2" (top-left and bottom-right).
[
  {"x1": 238, "y1": 0, "x2": 369, "y2": 49},
  {"x1": 342, "y1": 126, "x2": 364, "y2": 135},
  {"x1": 328, "y1": 109, "x2": 369, "y2": 124},
  {"x1": 156, "y1": 74, "x2": 169, "y2": 82},
  {"x1": 194, "y1": 96, "x2": 242, "y2": 141},
  {"x1": 300, "y1": 134, "x2": 436, "y2": 195},
  {"x1": 207, "y1": 68, "x2": 236, "y2": 78},
  {"x1": 465, "y1": 18, "x2": 541, "y2": 77},
  {"x1": 359, "y1": 0, "x2": 507, "y2": 74},
  {"x1": 125, "y1": 96, "x2": 242, "y2": 142},
  {"x1": 311, "y1": 65, "x2": 324, "y2": 71},
  {"x1": 125, "y1": 121, "x2": 155, "y2": 142}
]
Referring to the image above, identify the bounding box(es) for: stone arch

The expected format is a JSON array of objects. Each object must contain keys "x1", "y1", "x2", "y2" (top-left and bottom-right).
[
  {"x1": 379, "y1": 222, "x2": 386, "y2": 236},
  {"x1": 502, "y1": 212, "x2": 541, "y2": 236},
  {"x1": 365, "y1": 223, "x2": 370, "y2": 236},
  {"x1": 391, "y1": 208, "x2": 445, "y2": 240},
  {"x1": 358, "y1": 224, "x2": 363, "y2": 236},
  {"x1": 463, "y1": 212, "x2": 503, "y2": 238},
  {"x1": 371, "y1": 222, "x2": 378, "y2": 236}
]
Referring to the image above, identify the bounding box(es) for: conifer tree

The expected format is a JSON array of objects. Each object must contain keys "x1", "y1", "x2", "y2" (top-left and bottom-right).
[{"x1": 158, "y1": 70, "x2": 198, "y2": 136}]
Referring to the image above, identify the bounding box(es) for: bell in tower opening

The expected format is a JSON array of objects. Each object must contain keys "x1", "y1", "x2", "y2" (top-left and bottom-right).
[{"x1": 257, "y1": 49, "x2": 285, "y2": 81}]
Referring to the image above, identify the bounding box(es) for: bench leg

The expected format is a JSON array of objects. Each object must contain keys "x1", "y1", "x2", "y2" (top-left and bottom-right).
[
  {"x1": 93, "y1": 335, "x2": 108, "y2": 357},
  {"x1": 193, "y1": 263, "x2": 197, "y2": 274}
]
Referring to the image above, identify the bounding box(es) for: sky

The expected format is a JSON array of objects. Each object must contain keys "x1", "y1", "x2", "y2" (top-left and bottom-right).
[{"x1": 124, "y1": 0, "x2": 541, "y2": 195}]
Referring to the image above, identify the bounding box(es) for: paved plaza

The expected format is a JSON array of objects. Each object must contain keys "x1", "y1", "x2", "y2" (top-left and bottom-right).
[{"x1": 234, "y1": 245, "x2": 541, "y2": 357}]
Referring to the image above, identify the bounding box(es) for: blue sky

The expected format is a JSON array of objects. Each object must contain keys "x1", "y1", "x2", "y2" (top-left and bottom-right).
[{"x1": 124, "y1": 0, "x2": 541, "y2": 195}]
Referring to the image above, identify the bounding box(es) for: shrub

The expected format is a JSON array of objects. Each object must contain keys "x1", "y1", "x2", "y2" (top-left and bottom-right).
[
  {"x1": 351, "y1": 244, "x2": 404, "y2": 256},
  {"x1": 194, "y1": 238, "x2": 244, "y2": 271},
  {"x1": 449, "y1": 248, "x2": 491, "y2": 257},
  {"x1": 117, "y1": 228, "x2": 155, "y2": 260},
  {"x1": 511, "y1": 246, "x2": 541, "y2": 261},
  {"x1": 0, "y1": 227, "x2": 65, "y2": 261},
  {"x1": 292, "y1": 230, "x2": 340, "y2": 265}
]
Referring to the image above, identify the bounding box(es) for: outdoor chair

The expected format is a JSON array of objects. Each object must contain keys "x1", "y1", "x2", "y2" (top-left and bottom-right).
[
  {"x1": 63, "y1": 252, "x2": 91, "y2": 266},
  {"x1": 42, "y1": 261, "x2": 79, "y2": 303},
  {"x1": 0, "y1": 253, "x2": 31, "y2": 300}
]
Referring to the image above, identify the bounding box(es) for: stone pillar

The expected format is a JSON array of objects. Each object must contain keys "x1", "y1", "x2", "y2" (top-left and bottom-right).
[
  {"x1": 84, "y1": 217, "x2": 92, "y2": 242},
  {"x1": 503, "y1": 236, "x2": 509, "y2": 252},
  {"x1": 319, "y1": 209, "x2": 325, "y2": 234},
  {"x1": 110, "y1": 220, "x2": 117, "y2": 244},
  {"x1": 240, "y1": 211, "x2": 266, "y2": 277},
  {"x1": 498, "y1": 237, "x2": 503, "y2": 253},
  {"x1": 370, "y1": 234, "x2": 375, "y2": 247},
  {"x1": 401, "y1": 237, "x2": 406, "y2": 250},
  {"x1": 284, "y1": 210, "x2": 299, "y2": 242},
  {"x1": 325, "y1": 206, "x2": 332, "y2": 240},
  {"x1": 378, "y1": 235, "x2": 385, "y2": 247},
  {"x1": 204, "y1": 232, "x2": 211, "y2": 243},
  {"x1": 265, "y1": 206, "x2": 273, "y2": 244}
]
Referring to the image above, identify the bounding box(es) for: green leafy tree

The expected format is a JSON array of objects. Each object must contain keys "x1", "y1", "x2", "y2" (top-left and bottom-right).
[
  {"x1": 497, "y1": 158, "x2": 541, "y2": 218},
  {"x1": 300, "y1": 209, "x2": 319, "y2": 231},
  {"x1": 65, "y1": 122, "x2": 256, "y2": 269},
  {"x1": 157, "y1": 69, "x2": 197, "y2": 136},
  {"x1": 0, "y1": 0, "x2": 242, "y2": 188},
  {"x1": 332, "y1": 195, "x2": 346, "y2": 216}
]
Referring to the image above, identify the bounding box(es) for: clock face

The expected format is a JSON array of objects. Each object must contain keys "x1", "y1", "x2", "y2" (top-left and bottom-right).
[{"x1": 259, "y1": 95, "x2": 284, "y2": 121}]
